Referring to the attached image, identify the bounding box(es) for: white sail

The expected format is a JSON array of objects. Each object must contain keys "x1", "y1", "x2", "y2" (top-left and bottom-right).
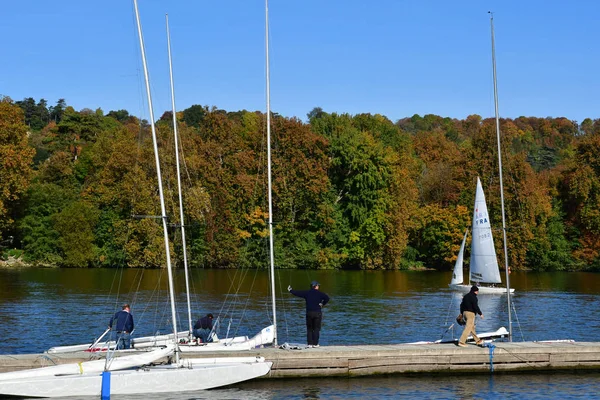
[
  {"x1": 469, "y1": 177, "x2": 502, "y2": 284},
  {"x1": 450, "y1": 230, "x2": 467, "y2": 285}
]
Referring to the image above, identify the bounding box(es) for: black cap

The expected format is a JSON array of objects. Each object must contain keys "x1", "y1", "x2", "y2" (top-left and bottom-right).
[
  {"x1": 471, "y1": 285, "x2": 479, "y2": 293},
  {"x1": 311, "y1": 280, "x2": 320, "y2": 287}
]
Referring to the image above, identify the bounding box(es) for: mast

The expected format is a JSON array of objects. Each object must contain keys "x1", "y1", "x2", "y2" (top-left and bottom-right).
[
  {"x1": 489, "y1": 12, "x2": 513, "y2": 341},
  {"x1": 133, "y1": 0, "x2": 180, "y2": 361},
  {"x1": 265, "y1": 0, "x2": 277, "y2": 346},
  {"x1": 166, "y1": 13, "x2": 193, "y2": 336}
]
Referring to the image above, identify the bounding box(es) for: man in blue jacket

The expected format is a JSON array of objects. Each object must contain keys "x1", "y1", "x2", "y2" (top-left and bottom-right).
[
  {"x1": 109, "y1": 303, "x2": 134, "y2": 350},
  {"x1": 193, "y1": 313, "x2": 214, "y2": 343},
  {"x1": 289, "y1": 281, "x2": 330, "y2": 347}
]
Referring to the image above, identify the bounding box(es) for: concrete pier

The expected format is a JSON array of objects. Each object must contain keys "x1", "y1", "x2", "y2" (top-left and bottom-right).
[{"x1": 1, "y1": 341, "x2": 599, "y2": 377}]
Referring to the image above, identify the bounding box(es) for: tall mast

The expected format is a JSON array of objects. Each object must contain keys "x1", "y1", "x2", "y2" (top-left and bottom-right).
[
  {"x1": 489, "y1": 12, "x2": 512, "y2": 341},
  {"x1": 265, "y1": 0, "x2": 277, "y2": 346},
  {"x1": 133, "y1": 0, "x2": 180, "y2": 360},
  {"x1": 166, "y1": 13, "x2": 193, "y2": 335}
]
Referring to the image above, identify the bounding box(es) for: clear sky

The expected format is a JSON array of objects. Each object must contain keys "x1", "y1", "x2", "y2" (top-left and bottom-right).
[{"x1": 2, "y1": 0, "x2": 598, "y2": 123}]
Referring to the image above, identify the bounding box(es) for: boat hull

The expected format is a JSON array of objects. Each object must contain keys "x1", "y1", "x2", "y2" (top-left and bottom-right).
[
  {"x1": 0, "y1": 346, "x2": 173, "y2": 382},
  {"x1": 47, "y1": 325, "x2": 275, "y2": 354},
  {"x1": 449, "y1": 283, "x2": 515, "y2": 294},
  {"x1": 179, "y1": 325, "x2": 275, "y2": 352},
  {"x1": 0, "y1": 358, "x2": 272, "y2": 398}
]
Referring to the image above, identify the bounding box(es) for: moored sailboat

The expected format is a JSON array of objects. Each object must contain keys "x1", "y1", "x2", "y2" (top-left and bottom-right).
[{"x1": 0, "y1": 2, "x2": 272, "y2": 397}]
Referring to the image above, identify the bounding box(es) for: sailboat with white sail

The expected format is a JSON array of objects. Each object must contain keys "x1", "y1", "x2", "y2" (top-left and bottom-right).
[
  {"x1": 0, "y1": 2, "x2": 272, "y2": 397},
  {"x1": 449, "y1": 177, "x2": 515, "y2": 294}
]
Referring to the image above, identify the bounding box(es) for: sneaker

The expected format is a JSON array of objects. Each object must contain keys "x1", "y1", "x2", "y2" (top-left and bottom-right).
[
  {"x1": 307, "y1": 345, "x2": 313, "y2": 348},
  {"x1": 313, "y1": 344, "x2": 320, "y2": 348},
  {"x1": 457, "y1": 342, "x2": 468, "y2": 347}
]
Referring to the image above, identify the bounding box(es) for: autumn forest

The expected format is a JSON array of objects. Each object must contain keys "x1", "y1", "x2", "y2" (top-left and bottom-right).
[{"x1": 1, "y1": 96, "x2": 600, "y2": 271}]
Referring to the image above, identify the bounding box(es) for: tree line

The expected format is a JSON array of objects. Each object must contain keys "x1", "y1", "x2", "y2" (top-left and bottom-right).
[{"x1": 1, "y1": 95, "x2": 600, "y2": 271}]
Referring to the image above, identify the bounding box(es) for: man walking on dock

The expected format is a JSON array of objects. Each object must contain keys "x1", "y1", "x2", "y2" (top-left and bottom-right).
[
  {"x1": 288, "y1": 281, "x2": 330, "y2": 347},
  {"x1": 458, "y1": 285, "x2": 484, "y2": 347}
]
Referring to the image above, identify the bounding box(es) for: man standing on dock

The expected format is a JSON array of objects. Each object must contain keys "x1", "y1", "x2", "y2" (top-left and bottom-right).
[
  {"x1": 288, "y1": 281, "x2": 330, "y2": 348},
  {"x1": 458, "y1": 286, "x2": 484, "y2": 347}
]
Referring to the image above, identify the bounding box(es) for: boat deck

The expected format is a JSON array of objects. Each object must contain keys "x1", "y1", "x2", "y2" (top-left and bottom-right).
[{"x1": 2, "y1": 341, "x2": 600, "y2": 377}]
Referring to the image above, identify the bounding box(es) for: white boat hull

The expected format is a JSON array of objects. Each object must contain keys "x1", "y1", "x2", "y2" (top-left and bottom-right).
[
  {"x1": 416, "y1": 326, "x2": 509, "y2": 345},
  {"x1": 47, "y1": 325, "x2": 275, "y2": 354},
  {"x1": 0, "y1": 345, "x2": 173, "y2": 382},
  {"x1": 47, "y1": 330, "x2": 191, "y2": 354},
  {"x1": 0, "y1": 357, "x2": 271, "y2": 398},
  {"x1": 449, "y1": 283, "x2": 514, "y2": 294},
  {"x1": 179, "y1": 325, "x2": 275, "y2": 352}
]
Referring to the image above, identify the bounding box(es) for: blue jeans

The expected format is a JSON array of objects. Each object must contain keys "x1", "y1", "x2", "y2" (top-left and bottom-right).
[
  {"x1": 116, "y1": 332, "x2": 131, "y2": 349},
  {"x1": 192, "y1": 328, "x2": 212, "y2": 343}
]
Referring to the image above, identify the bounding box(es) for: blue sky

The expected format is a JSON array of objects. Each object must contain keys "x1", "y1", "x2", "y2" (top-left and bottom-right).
[{"x1": 2, "y1": 0, "x2": 599, "y2": 123}]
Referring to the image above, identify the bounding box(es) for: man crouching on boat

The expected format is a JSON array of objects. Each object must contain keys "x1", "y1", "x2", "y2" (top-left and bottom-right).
[
  {"x1": 458, "y1": 286, "x2": 484, "y2": 347},
  {"x1": 193, "y1": 313, "x2": 214, "y2": 343},
  {"x1": 109, "y1": 303, "x2": 134, "y2": 350}
]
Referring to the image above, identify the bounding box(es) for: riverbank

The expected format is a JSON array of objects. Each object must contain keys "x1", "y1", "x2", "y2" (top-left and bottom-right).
[
  {"x1": 0, "y1": 255, "x2": 30, "y2": 269},
  {"x1": 0, "y1": 256, "x2": 439, "y2": 271}
]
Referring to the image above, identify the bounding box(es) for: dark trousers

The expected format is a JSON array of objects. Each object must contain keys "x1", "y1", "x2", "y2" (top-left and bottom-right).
[{"x1": 306, "y1": 311, "x2": 323, "y2": 345}]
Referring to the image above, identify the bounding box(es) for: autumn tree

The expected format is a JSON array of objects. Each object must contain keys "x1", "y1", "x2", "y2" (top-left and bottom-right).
[{"x1": 0, "y1": 98, "x2": 35, "y2": 241}]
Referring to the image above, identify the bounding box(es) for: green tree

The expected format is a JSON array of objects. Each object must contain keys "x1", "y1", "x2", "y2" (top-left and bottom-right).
[
  {"x1": 20, "y1": 183, "x2": 73, "y2": 264},
  {"x1": 182, "y1": 104, "x2": 206, "y2": 128},
  {"x1": 49, "y1": 99, "x2": 67, "y2": 123},
  {"x1": 54, "y1": 201, "x2": 99, "y2": 267}
]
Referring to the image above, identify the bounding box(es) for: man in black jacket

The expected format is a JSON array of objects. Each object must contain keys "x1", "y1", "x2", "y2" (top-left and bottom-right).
[
  {"x1": 288, "y1": 281, "x2": 330, "y2": 347},
  {"x1": 458, "y1": 285, "x2": 484, "y2": 347}
]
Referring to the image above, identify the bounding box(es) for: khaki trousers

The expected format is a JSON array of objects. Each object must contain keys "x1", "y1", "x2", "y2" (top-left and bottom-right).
[{"x1": 459, "y1": 311, "x2": 480, "y2": 344}]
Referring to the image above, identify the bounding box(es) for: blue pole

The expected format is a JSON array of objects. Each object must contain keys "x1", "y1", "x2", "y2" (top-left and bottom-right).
[{"x1": 101, "y1": 371, "x2": 111, "y2": 400}]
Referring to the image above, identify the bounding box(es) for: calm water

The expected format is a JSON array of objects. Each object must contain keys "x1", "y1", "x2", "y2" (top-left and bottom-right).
[{"x1": 1, "y1": 268, "x2": 599, "y2": 399}]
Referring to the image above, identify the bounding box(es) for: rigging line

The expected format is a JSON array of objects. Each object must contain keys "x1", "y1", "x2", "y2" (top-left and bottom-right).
[
  {"x1": 229, "y1": 266, "x2": 262, "y2": 341},
  {"x1": 442, "y1": 292, "x2": 457, "y2": 340},
  {"x1": 227, "y1": 267, "x2": 255, "y2": 339},
  {"x1": 216, "y1": 268, "x2": 247, "y2": 338},
  {"x1": 226, "y1": 239, "x2": 266, "y2": 338},
  {"x1": 511, "y1": 299, "x2": 525, "y2": 342},
  {"x1": 275, "y1": 265, "x2": 293, "y2": 342}
]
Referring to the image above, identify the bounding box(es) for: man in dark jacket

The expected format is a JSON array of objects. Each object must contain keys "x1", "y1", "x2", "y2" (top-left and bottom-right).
[
  {"x1": 193, "y1": 313, "x2": 214, "y2": 343},
  {"x1": 109, "y1": 303, "x2": 134, "y2": 349},
  {"x1": 288, "y1": 281, "x2": 330, "y2": 347},
  {"x1": 458, "y1": 285, "x2": 484, "y2": 347}
]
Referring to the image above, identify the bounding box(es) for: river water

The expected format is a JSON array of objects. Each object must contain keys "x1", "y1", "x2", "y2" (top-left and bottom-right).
[{"x1": 1, "y1": 268, "x2": 599, "y2": 399}]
